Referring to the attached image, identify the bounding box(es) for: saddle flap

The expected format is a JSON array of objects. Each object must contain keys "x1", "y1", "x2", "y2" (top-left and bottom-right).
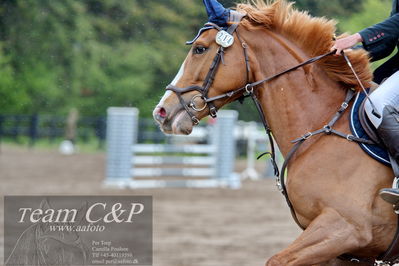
[
  {"x1": 359, "y1": 98, "x2": 382, "y2": 145},
  {"x1": 349, "y1": 89, "x2": 391, "y2": 166}
]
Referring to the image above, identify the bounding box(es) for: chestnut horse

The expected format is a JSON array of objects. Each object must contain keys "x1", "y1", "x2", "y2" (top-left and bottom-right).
[{"x1": 153, "y1": 0, "x2": 396, "y2": 265}]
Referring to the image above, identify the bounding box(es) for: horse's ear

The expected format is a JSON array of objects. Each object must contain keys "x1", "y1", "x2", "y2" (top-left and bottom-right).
[{"x1": 203, "y1": 0, "x2": 230, "y2": 27}]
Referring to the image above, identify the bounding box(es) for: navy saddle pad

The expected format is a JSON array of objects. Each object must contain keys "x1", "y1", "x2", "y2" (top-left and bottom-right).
[{"x1": 349, "y1": 91, "x2": 391, "y2": 166}]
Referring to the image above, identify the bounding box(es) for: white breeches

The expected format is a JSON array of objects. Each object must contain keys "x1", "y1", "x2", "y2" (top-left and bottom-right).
[{"x1": 365, "y1": 70, "x2": 399, "y2": 128}]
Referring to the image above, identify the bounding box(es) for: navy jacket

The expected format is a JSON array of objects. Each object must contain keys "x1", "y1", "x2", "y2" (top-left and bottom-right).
[{"x1": 359, "y1": 0, "x2": 399, "y2": 83}]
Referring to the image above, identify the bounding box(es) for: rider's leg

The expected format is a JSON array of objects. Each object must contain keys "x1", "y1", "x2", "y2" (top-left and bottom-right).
[
  {"x1": 365, "y1": 70, "x2": 399, "y2": 204},
  {"x1": 365, "y1": 71, "x2": 399, "y2": 128}
]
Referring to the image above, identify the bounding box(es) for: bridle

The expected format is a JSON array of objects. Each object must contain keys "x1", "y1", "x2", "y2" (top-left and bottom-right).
[{"x1": 166, "y1": 18, "x2": 248, "y2": 125}]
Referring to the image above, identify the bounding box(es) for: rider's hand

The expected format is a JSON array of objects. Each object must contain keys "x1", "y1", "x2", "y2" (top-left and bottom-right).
[{"x1": 331, "y1": 33, "x2": 363, "y2": 55}]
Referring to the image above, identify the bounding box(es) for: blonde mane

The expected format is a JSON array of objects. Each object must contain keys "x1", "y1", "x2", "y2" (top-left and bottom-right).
[{"x1": 236, "y1": 0, "x2": 373, "y2": 89}]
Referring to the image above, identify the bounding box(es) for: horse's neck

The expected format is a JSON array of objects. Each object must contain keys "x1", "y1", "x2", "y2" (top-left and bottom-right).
[{"x1": 249, "y1": 30, "x2": 346, "y2": 157}]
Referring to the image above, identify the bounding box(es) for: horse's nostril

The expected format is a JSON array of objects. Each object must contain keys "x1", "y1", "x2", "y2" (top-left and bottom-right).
[{"x1": 159, "y1": 107, "x2": 167, "y2": 118}]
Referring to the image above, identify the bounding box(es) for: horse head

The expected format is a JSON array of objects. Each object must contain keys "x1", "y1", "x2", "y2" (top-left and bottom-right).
[{"x1": 153, "y1": 0, "x2": 249, "y2": 135}]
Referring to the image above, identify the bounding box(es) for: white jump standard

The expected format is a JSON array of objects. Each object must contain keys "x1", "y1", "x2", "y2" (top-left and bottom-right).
[{"x1": 105, "y1": 107, "x2": 240, "y2": 189}]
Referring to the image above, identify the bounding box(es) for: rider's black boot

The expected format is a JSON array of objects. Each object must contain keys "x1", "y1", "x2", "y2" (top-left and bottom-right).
[{"x1": 378, "y1": 105, "x2": 399, "y2": 205}]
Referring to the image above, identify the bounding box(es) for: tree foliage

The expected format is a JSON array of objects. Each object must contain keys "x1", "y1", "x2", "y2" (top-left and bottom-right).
[
  {"x1": 338, "y1": 0, "x2": 391, "y2": 33},
  {"x1": 294, "y1": 0, "x2": 362, "y2": 18},
  {"x1": 337, "y1": 0, "x2": 393, "y2": 70},
  {"x1": 0, "y1": 0, "x2": 205, "y2": 116}
]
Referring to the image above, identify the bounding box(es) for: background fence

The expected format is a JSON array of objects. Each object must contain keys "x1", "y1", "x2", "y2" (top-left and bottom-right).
[
  {"x1": 0, "y1": 114, "x2": 251, "y2": 156},
  {"x1": 0, "y1": 114, "x2": 106, "y2": 147},
  {"x1": 0, "y1": 114, "x2": 171, "y2": 148}
]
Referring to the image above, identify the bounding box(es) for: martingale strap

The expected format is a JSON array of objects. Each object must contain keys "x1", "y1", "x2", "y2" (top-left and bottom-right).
[
  {"x1": 275, "y1": 89, "x2": 374, "y2": 230},
  {"x1": 250, "y1": 92, "x2": 280, "y2": 176}
]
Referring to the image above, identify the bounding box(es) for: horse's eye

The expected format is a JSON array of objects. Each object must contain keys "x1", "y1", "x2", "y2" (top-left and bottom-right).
[{"x1": 193, "y1": 46, "x2": 208, "y2": 55}]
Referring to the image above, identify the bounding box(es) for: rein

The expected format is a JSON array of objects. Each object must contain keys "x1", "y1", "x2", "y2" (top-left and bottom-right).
[{"x1": 205, "y1": 50, "x2": 337, "y2": 104}]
